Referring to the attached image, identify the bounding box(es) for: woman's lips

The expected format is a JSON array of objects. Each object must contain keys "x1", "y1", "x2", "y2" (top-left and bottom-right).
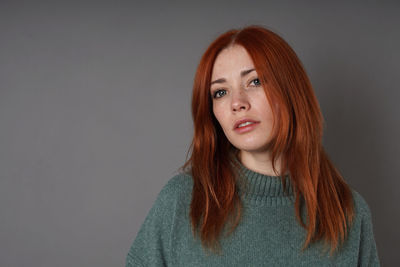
[{"x1": 234, "y1": 122, "x2": 260, "y2": 133}]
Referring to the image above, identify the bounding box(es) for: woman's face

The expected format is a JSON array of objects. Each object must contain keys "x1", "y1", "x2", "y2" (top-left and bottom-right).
[{"x1": 210, "y1": 44, "x2": 274, "y2": 154}]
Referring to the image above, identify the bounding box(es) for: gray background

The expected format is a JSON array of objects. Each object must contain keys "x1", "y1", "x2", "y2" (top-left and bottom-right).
[{"x1": 0, "y1": 0, "x2": 398, "y2": 266}]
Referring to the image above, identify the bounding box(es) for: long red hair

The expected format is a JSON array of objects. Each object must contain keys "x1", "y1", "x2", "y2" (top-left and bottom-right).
[{"x1": 179, "y1": 25, "x2": 354, "y2": 256}]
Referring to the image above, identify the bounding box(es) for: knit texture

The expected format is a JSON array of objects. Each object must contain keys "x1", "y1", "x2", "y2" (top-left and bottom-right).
[{"x1": 126, "y1": 162, "x2": 380, "y2": 266}]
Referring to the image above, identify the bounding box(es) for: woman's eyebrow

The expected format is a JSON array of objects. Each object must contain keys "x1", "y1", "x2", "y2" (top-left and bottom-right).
[{"x1": 210, "y1": 68, "x2": 255, "y2": 85}]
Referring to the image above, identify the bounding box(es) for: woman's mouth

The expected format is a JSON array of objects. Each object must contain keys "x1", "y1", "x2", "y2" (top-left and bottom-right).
[{"x1": 234, "y1": 121, "x2": 260, "y2": 133}]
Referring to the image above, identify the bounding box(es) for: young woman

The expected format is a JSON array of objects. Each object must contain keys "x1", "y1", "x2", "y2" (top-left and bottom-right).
[{"x1": 126, "y1": 25, "x2": 380, "y2": 266}]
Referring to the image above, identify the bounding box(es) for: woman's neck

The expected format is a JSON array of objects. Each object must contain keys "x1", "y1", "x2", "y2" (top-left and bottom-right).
[{"x1": 238, "y1": 150, "x2": 284, "y2": 176}]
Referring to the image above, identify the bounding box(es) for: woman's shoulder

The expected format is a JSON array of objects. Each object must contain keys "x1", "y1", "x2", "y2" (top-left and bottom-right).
[
  {"x1": 155, "y1": 171, "x2": 194, "y2": 204},
  {"x1": 163, "y1": 171, "x2": 193, "y2": 192},
  {"x1": 350, "y1": 188, "x2": 373, "y2": 219}
]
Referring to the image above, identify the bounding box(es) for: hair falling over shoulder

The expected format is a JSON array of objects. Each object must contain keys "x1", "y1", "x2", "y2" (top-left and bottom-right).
[{"x1": 179, "y1": 25, "x2": 354, "y2": 257}]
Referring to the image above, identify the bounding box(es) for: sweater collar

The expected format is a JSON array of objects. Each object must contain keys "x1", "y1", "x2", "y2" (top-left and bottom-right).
[{"x1": 233, "y1": 158, "x2": 295, "y2": 206}]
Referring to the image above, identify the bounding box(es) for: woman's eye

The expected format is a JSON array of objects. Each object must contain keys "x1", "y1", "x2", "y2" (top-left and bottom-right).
[
  {"x1": 250, "y1": 78, "x2": 261, "y2": 86},
  {"x1": 213, "y1": 89, "x2": 226, "y2": 99}
]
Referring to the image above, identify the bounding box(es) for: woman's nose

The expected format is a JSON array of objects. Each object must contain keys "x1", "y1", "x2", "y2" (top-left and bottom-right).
[{"x1": 231, "y1": 89, "x2": 250, "y2": 112}]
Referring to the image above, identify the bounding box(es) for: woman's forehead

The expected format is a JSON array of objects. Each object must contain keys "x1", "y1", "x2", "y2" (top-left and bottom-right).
[{"x1": 211, "y1": 45, "x2": 255, "y2": 79}]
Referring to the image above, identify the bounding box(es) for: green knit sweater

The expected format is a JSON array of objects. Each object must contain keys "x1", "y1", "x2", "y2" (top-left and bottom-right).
[{"x1": 126, "y1": 162, "x2": 380, "y2": 266}]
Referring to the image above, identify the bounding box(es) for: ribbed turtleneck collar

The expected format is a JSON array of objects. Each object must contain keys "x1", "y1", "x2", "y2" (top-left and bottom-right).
[{"x1": 234, "y1": 158, "x2": 295, "y2": 206}]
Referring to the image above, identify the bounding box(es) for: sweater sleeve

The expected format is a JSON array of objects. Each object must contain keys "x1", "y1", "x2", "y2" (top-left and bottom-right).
[
  {"x1": 356, "y1": 193, "x2": 381, "y2": 267},
  {"x1": 126, "y1": 176, "x2": 181, "y2": 267}
]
